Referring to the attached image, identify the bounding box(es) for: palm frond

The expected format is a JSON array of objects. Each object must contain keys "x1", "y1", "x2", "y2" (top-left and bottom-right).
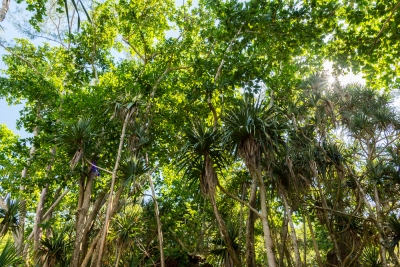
[
  {"x1": 361, "y1": 246, "x2": 381, "y2": 267},
  {"x1": 178, "y1": 121, "x2": 224, "y2": 196},
  {"x1": 0, "y1": 240, "x2": 20, "y2": 266},
  {"x1": 0, "y1": 197, "x2": 20, "y2": 237},
  {"x1": 120, "y1": 156, "x2": 149, "y2": 185}
]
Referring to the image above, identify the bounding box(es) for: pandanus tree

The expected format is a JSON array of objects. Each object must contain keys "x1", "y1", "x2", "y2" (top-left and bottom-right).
[
  {"x1": 36, "y1": 226, "x2": 72, "y2": 267},
  {"x1": 57, "y1": 117, "x2": 100, "y2": 267},
  {"x1": 0, "y1": 240, "x2": 21, "y2": 266},
  {"x1": 179, "y1": 121, "x2": 242, "y2": 267},
  {"x1": 0, "y1": 197, "x2": 20, "y2": 237},
  {"x1": 223, "y1": 93, "x2": 284, "y2": 267}
]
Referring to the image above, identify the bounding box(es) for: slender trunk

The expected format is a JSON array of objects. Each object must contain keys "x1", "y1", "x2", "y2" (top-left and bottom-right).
[
  {"x1": 84, "y1": 188, "x2": 124, "y2": 267},
  {"x1": 148, "y1": 168, "x2": 165, "y2": 267},
  {"x1": 282, "y1": 193, "x2": 301, "y2": 267},
  {"x1": 45, "y1": 187, "x2": 61, "y2": 238},
  {"x1": 306, "y1": 211, "x2": 323, "y2": 267},
  {"x1": 18, "y1": 126, "x2": 39, "y2": 255},
  {"x1": 114, "y1": 246, "x2": 121, "y2": 267},
  {"x1": 209, "y1": 194, "x2": 242, "y2": 267},
  {"x1": 71, "y1": 170, "x2": 96, "y2": 267},
  {"x1": 355, "y1": 179, "x2": 400, "y2": 266},
  {"x1": 316, "y1": 172, "x2": 343, "y2": 266},
  {"x1": 278, "y1": 207, "x2": 289, "y2": 267},
  {"x1": 246, "y1": 180, "x2": 257, "y2": 267},
  {"x1": 238, "y1": 183, "x2": 246, "y2": 242},
  {"x1": 374, "y1": 184, "x2": 387, "y2": 267},
  {"x1": 255, "y1": 169, "x2": 277, "y2": 267},
  {"x1": 303, "y1": 213, "x2": 306, "y2": 267},
  {"x1": 34, "y1": 184, "x2": 49, "y2": 251},
  {"x1": 0, "y1": 0, "x2": 10, "y2": 21},
  {"x1": 79, "y1": 192, "x2": 107, "y2": 263},
  {"x1": 96, "y1": 109, "x2": 132, "y2": 267}
]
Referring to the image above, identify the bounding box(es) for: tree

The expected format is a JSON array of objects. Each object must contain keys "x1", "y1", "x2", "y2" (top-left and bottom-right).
[{"x1": 179, "y1": 121, "x2": 242, "y2": 267}]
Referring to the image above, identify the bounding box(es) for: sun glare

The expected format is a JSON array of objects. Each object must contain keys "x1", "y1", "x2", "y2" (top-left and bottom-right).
[{"x1": 323, "y1": 61, "x2": 365, "y2": 86}]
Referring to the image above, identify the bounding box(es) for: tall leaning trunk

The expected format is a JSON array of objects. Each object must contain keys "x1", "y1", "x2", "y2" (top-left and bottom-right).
[
  {"x1": 278, "y1": 207, "x2": 289, "y2": 267},
  {"x1": 17, "y1": 126, "x2": 39, "y2": 255},
  {"x1": 96, "y1": 109, "x2": 132, "y2": 267},
  {"x1": 0, "y1": 0, "x2": 10, "y2": 21},
  {"x1": 246, "y1": 180, "x2": 258, "y2": 267},
  {"x1": 209, "y1": 194, "x2": 242, "y2": 267},
  {"x1": 33, "y1": 184, "x2": 49, "y2": 251},
  {"x1": 149, "y1": 170, "x2": 165, "y2": 267},
  {"x1": 71, "y1": 170, "x2": 96, "y2": 267},
  {"x1": 34, "y1": 148, "x2": 56, "y2": 251},
  {"x1": 282, "y1": 193, "x2": 301, "y2": 267},
  {"x1": 306, "y1": 210, "x2": 323, "y2": 267},
  {"x1": 255, "y1": 169, "x2": 277, "y2": 267},
  {"x1": 373, "y1": 184, "x2": 388, "y2": 267}
]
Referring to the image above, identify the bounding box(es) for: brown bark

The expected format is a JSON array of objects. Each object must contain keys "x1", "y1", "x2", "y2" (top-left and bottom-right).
[
  {"x1": 306, "y1": 211, "x2": 323, "y2": 267},
  {"x1": 374, "y1": 184, "x2": 387, "y2": 267},
  {"x1": 282, "y1": 193, "x2": 301, "y2": 267},
  {"x1": 96, "y1": 108, "x2": 133, "y2": 267},
  {"x1": 17, "y1": 126, "x2": 39, "y2": 255},
  {"x1": 71, "y1": 169, "x2": 96, "y2": 267},
  {"x1": 82, "y1": 188, "x2": 124, "y2": 267},
  {"x1": 34, "y1": 184, "x2": 49, "y2": 251},
  {"x1": 0, "y1": 0, "x2": 10, "y2": 22},
  {"x1": 245, "y1": 180, "x2": 257, "y2": 267},
  {"x1": 255, "y1": 169, "x2": 277, "y2": 267},
  {"x1": 79, "y1": 192, "x2": 107, "y2": 263},
  {"x1": 209, "y1": 194, "x2": 242, "y2": 267},
  {"x1": 278, "y1": 207, "x2": 289, "y2": 267},
  {"x1": 148, "y1": 169, "x2": 165, "y2": 267}
]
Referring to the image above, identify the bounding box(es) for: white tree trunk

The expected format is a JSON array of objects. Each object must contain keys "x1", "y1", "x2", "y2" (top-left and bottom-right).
[{"x1": 0, "y1": 0, "x2": 10, "y2": 22}]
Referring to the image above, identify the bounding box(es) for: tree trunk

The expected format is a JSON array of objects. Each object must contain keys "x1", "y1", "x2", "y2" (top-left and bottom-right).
[
  {"x1": 306, "y1": 210, "x2": 323, "y2": 267},
  {"x1": 209, "y1": 194, "x2": 242, "y2": 267},
  {"x1": 255, "y1": 169, "x2": 277, "y2": 267},
  {"x1": 148, "y1": 168, "x2": 165, "y2": 267},
  {"x1": 303, "y1": 213, "x2": 306, "y2": 266},
  {"x1": 355, "y1": 178, "x2": 400, "y2": 267},
  {"x1": 316, "y1": 171, "x2": 343, "y2": 266},
  {"x1": 0, "y1": 0, "x2": 10, "y2": 22},
  {"x1": 114, "y1": 245, "x2": 121, "y2": 267},
  {"x1": 34, "y1": 184, "x2": 49, "y2": 251},
  {"x1": 71, "y1": 169, "x2": 96, "y2": 267},
  {"x1": 96, "y1": 109, "x2": 132, "y2": 267},
  {"x1": 17, "y1": 126, "x2": 39, "y2": 255},
  {"x1": 278, "y1": 207, "x2": 289, "y2": 267},
  {"x1": 79, "y1": 192, "x2": 107, "y2": 263},
  {"x1": 373, "y1": 184, "x2": 387, "y2": 267},
  {"x1": 282, "y1": 193, "x2": 301, "y2": 267},
  {"x1": 84, "y1": 188, "x2": 124, "y2": 267},
  {"x1": 246, "y1": 180, "x2": 257, "y2": 267}
]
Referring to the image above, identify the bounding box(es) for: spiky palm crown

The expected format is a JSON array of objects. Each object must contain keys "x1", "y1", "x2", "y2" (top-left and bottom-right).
[
  {"x1": 37, "y1": 227, "x2": 72, "y2": 267},
  {"x1": 0, "y1": 240, "x2": 21, "y2": 267},
  {"x1": 209, "y1": 221, "x2": 240, "y2": 266},
  {"x1": 361, "y1": 246, "x2": 381, "y2": 267},
  {"x1": 333, "y1": 84, "x2": 400, "y2": 135},
  {"x1": 0, "y1": 197, "x2": 20, "y2": 237},
  {"x1": 120, "y1": 155, "x2": 149, "y2": 186},
  {"x1": 223, "y1": 95, "x2": 283, "y2": 173},
  {"x1": 179, "y1": 121, "x2": 225, "y2": 196},
  {"x1": 385, "y1": 214, "x2": 400, "y2": 251},
  {"x1": 56, "y1": 117, "x2": 97, "y2": 169}
]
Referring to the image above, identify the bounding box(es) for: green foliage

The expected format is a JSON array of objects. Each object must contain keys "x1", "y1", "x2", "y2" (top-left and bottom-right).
[
  {"x1": 0, "y1": 198, "x2": 20, "y2": 237},
  {"x1": 2, "y1": 1, "x2": 400, "y2": 266},
  {"x1": 0, "y1": 240, "x2": 20, "y2": 267}
]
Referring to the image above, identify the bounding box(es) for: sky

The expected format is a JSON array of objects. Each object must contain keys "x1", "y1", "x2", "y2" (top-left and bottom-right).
[
  {"x1": 0, "y1": 2, "x2": 398, "y2": 139},
  {"x1": 0, "y1": 2, "x2": 33, "y2": 138}
]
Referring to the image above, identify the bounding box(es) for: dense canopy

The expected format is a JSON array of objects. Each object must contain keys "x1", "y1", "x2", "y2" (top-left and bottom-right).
[{"x1": 0, "y1": 0, "x2": 400, "y2": 266}]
